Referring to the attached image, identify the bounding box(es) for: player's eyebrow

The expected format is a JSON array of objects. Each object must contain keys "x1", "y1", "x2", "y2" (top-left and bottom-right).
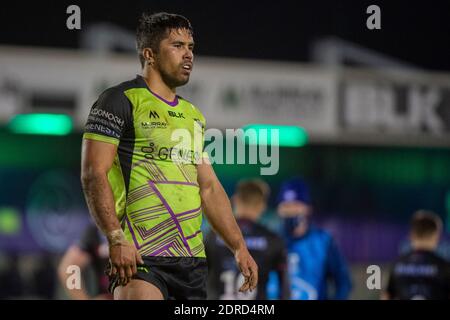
[{"x1": 171, "y1": 40, "x2": 195, "y2": 47}]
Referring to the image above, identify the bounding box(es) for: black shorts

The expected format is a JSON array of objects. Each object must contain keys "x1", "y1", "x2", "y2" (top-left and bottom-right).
[{"x1": 107, "y1": 256, "x2": 208, "y2": 300}]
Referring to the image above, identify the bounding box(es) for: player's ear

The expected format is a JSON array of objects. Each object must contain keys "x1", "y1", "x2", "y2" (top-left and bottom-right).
[{"x1": 143, "y1": 48, "x2": 155, "y2": 65}]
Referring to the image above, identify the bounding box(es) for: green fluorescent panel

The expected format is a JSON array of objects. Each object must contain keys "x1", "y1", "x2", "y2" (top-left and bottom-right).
[
  {"x1": 8, "y1": 114, "x2": 73, "y2": 136},
  {"x1": 242, "y1": 124, "x2": 308, "y2": 147},
  {"x1": 0, "y1": 207, "x2": 21, "y2": 235}
]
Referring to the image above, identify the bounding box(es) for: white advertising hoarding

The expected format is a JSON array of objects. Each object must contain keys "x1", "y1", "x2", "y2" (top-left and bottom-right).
[{"x1": 0, "y1": 46, "x2": 449, "y2": 145}]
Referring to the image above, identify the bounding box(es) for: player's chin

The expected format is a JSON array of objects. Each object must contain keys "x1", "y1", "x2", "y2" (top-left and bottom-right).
[{"x1": 176, "y1": 74, "x2": 190, "y2": 86}]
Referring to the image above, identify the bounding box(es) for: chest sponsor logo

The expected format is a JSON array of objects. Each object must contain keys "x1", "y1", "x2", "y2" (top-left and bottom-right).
[
  {"x1": 168, "y1": 110, "x2": 185, "y2": 119},
  {"x1": 85, "y1": 123, "x2": 120, "y2": 139},
  {"x1": 141, "y1": 142, "x2": 201, "y2": 163},
  {"x1": 90, "y1": 108, "x2": 125, "y2": 127},
  {"x1": 149, "y1": 111, "x2": 160, "y2": 118},
  {"x1": 141, "y1": 121, "x2": 167, "y2": 129}
]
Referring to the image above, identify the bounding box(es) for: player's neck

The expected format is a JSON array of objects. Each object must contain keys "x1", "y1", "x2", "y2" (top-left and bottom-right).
[
  {"x1": 235, "y1": 211, "x2": 259, "y2": 222},
  {"x1": 141, "y1": 70, "x2": 177, "y2": 102},
  {"x1": 411, "y1": 239, "x2": 437, "y2": 252}
]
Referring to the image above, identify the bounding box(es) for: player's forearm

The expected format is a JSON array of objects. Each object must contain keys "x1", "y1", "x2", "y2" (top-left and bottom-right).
[
  {"x1": 81, "y1": 171, "x2": 122, "y2": 243},
  {"x1": 201, "y1": 181, "x2": 246, "y2": 254}
]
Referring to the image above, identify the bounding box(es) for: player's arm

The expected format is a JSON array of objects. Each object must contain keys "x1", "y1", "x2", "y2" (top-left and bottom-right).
[
  {"x1": 197, "y1": 158, "x2": 258, "y2": 292},
  {"x1": 81, "y1": 139, "x2": 143, "y2": 286},
  {"x1": 58, "y1": 245, "x2": 91, "y2": 300}
]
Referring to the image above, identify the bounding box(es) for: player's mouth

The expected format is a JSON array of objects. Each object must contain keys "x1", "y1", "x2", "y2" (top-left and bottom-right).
[{"x1": 181, "y1": 62, "x2": 193, "y2": 74}]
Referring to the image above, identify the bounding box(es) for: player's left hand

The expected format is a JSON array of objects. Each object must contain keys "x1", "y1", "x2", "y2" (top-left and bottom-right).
[{"x1": 234, "y1": 247, "x2": 258, "y2": 293}]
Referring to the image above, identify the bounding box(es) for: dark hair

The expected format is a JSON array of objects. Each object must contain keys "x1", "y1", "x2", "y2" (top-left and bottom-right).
[
  {"x1": 136, "y1": 12, "x2": 193, "y2": 68},
  {"x1": 410, "y1": 210, "x2": 442, "y2": 239},
  {"x1": 235, "y1": 179, "x2": 270, "y2": 205}
]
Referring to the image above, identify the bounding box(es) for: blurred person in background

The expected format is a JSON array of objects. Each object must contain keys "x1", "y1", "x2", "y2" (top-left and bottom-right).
[
  {"x1": 277, "y1": 177, "x2": 352, "y2": 300},
  {"x1": 33, "y1": 253, "x2": 57, "y2": 299},
  {"x1": 0, "y1": 253, "x2": 24, "y2": 299},
  {"x1": 382, "y1": 210, "x2": 450, "y2": 300},
  {"x1": 58, "y1": 224, "x2": 112, "y2": 299},
  {"x1": 205, "y1": 179, "x2": 289, "y2": 299}
]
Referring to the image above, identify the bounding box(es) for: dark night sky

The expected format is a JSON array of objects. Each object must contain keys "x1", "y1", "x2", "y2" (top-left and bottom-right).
[{"x1": 1, "y1": 0, "x2": 450, "y2": 71}]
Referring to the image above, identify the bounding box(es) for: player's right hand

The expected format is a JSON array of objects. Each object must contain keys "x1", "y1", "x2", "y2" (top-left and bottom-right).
[
  {"x1": 235, "y1": 247, "x2": 258, "y2": 293},
  {"x1": 109, "y1": 241, "x2": 144, "y2": 286}
]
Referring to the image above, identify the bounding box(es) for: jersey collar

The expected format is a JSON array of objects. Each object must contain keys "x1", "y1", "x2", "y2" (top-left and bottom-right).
[{"x1": 137, "y1": 75, "x2": 179, "y2": 107}]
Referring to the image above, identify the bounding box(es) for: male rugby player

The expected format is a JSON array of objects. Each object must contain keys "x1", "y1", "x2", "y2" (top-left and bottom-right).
[
  {"x1": 382, "y1": 210, "x2": 450, "y2": 300},
  {"x1": 206, "y1": 179, "x2": 289, "y2": 299},
  {"x1": 81, "y1": 12, "x2": 258, "y2": 300}
]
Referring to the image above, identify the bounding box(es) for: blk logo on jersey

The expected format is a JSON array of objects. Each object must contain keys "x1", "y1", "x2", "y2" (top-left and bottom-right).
[
  {"x1": 149, "y1": 111, "x2": 160, "y2": 118},
  {"x1": 168, "y1": 111, "x2": 185, "y2": 119}
]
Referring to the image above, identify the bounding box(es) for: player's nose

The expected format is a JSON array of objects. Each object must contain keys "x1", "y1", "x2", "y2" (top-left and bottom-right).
[{"x1": 183, "y1": 48, "x2": 193, "y2": 61}]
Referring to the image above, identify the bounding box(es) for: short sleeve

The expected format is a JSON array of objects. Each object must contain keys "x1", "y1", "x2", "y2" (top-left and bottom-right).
[{"x1": 83, "y1": 87, "x2": 132, "y2": 145}]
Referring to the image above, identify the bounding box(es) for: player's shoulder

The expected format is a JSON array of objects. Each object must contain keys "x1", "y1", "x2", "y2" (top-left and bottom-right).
[
  {"x1": 177, "y1": 94, "x2": 194, "y2": 106},
  {"x1": 98, "y1": 76, "x2": 146, "y2": 100},
  {"x1": 178, "y1": 96, "x2": 205, "y2": 118},
  {"x1": 394, "y1": 250, "x2": 429, "y2": 265},
  {"x1": 426, "y1": 251, "x2": 450, "y2": 266},
  {"x1": 255, "y1": 223, "x2": 284, "y2": 242},
  {"x1": 390, "y1": 253, "x2": 408, "y2": 269}
]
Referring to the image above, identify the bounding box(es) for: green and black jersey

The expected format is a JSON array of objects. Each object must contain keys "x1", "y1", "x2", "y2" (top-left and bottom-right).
[{"x1": 83, "y1": 75, "x2": 207, "y2": 258}]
